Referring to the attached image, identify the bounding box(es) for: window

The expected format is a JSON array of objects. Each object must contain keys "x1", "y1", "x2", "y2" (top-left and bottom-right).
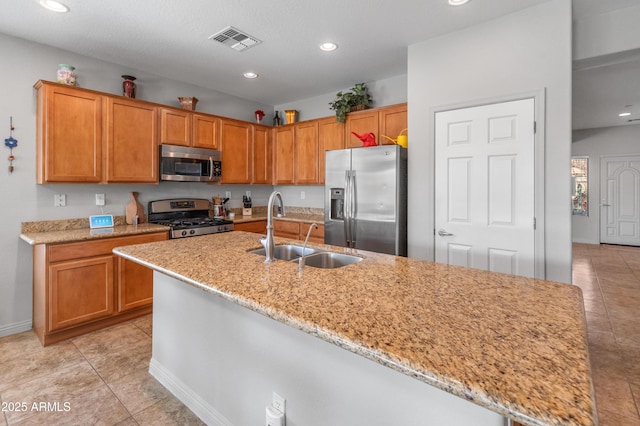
[{"x1": 571, "y1": 156, "x2": 588, "y2": 216}]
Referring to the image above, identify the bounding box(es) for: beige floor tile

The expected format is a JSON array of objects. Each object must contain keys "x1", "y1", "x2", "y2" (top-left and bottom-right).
[
  {"x1": 582, "y1": 296, "x2": 608, "y2": 316},
  {"x1": 631, "y1": 382, "x2": 640, "y2": 407},
  {"x1": 108, "y1": 369, "x2": 172, "y2": 415},
  {"x1": 1, "y1": 411, "x2": 7, "y2": 426},
  {"x1": 79, "y1": 338, "x2": 152, "y2": 384},
  {"x1": 72, "y1": 322, "x2": 150, "y2": 354},
  {"x1": 597, "y1": 272, "x2": 640, "y2": 290},
  {"x1": 620, "y1": 345, "x2": 640, "y2": 385},
  {"x1": 587, "y1": 330, "x2": 617, "y2": 348},
  {"x1": 0, "y1": 332, "x2": 45, "y2": 365},
  {"x1": 11, "y1": 383, "x2": 130, "y2": 426},
  {"x1": 0, "y1": 339, "x2": 85, "y2": 393},
  {"x1": 585, "y1": 312, "x2": 613, "y2": 333},
  {"x1": 589, "y1": 343, "x2": 628, "y2": 380},
  {"x1": 592, "y1": 373, "x2": 639, "y2": 419},
  {"x1": 131, "y1": 315, "x2": 152, "y2": 337},
  {"x1": 113, "y1": 417, "x2": 139, "y2": 426},
  {"x1": 132, "y1": 394, "x2": 205, "y2": 426},
  {"x1": 597, "y1": 409, "x2": 640, "y2": 426}
]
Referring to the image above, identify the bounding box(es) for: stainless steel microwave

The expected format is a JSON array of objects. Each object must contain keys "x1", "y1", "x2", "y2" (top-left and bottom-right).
[{"x1": 160, "y1": 144, "x2": 221, "y2": 182}]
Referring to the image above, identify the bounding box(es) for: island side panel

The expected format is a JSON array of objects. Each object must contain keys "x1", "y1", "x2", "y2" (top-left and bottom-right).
[{"x1": 150, "y1": 272, "x2": 505, "y2": 426}]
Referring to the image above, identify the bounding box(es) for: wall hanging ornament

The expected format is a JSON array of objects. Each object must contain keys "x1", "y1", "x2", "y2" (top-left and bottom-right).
[{"x1": 4, "y1": 117, "x2": 17, "y2": 173}]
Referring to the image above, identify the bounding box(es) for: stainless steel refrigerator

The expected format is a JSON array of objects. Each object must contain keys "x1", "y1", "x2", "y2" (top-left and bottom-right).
[{"x1": 324, "y1": 145, "x2": 407, "y2": 256}]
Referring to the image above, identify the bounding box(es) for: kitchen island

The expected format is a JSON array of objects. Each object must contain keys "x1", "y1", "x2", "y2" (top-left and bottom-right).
[{"x1": 113, "y1": 231, "x2": 596, "y2": 426}]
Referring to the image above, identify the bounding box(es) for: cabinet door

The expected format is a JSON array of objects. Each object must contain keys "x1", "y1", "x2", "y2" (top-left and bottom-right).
[
  {"x1": 379, "y1": 104, "x2": 407, "y2": 145},
  {"x1": 36, "y1": 82, "x2": 102, "y2": 183},
  {"x1": 160, "y1": 108, "x2": 191, "y2": 147},
  {"x1": 253, "y1": 125, "x2": 272, "y2": 184},
  {"x1": 220, "y1": 119, "x2": 252, "y2": 183},
  {"x1": 274, "y1": 220, "x2": 300, "y2": 239},
  {"x1": 49, "y1": 255, "x2": 114, "y2": 332},
  {"x1": 117, "y1": 257, "x2": 153, "y2": 312},
  {"x1": 294, "y1": 121, "x2": 319, "y2": 184},
  {"x1": 273, "y1": 126, "x2": 295, "y2": 184},
  {"x1": 104, "y1": 97, "x2": 158, "y2": 183},
  {"x1": 345, "y1": 110, "x2": 379, "y2": 148},
  {"x1": 317, "y1": 117, "x2": 345, "y2": 184},
  {"x1": 193, "y1": 114, "x2": 220, "y2": 149}
]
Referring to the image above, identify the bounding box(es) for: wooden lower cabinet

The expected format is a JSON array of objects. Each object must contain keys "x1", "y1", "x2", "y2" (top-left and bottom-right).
[
  {"x1": 274, "y1": 220, "x2": 324, "y2": 243},
  {"x1": 234, "y1": 220, "x2": 267, "y2": 234},
  {"x1": 33, "y1": 232, "x2": 168, "y2": 346}
]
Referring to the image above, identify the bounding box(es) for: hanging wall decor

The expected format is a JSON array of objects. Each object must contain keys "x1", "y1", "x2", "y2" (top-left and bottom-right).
[{"x1": 4, "y1": 117, "x2": 17, "y2": 173}]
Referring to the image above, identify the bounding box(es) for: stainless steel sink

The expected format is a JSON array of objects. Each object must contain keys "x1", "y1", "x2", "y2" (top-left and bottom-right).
[
  {"x1": 248, "y1": 244, "x2": 317, "y2": 261},
  {"x1": 302, "y1": 252, "x2": 363, "y2": 269}
]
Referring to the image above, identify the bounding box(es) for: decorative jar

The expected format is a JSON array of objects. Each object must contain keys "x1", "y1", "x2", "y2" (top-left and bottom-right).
[
  {"x1": 122, "y1": 75, "x2": 137, "y2": 98},
  {"x1": 57, "y1": 64, "x2": 76, "y2": 85},
  {"x1": 178, "y1": 97, "x2": 199, "y2": 110}
]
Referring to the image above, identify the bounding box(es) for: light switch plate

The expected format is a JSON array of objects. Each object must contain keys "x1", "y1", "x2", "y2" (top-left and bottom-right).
[{"x1": 89, "y1": 215, "x2": 114, "y2": 229}]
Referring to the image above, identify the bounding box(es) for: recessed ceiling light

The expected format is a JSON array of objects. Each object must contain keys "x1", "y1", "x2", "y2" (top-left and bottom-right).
[
  {"x1": 319, "y1": 42, "x2": 338, "y2": 52},
  {"x1": 448, "y1": 0, "x2": 470, "y2": 5},
  {"x1": 243, "y1": 72, "x2": 258, "y2": 79},
  {"x1": 619, "y1": 112, "x2": 631, "y2": 117},
  {"x1": 39, "y1": 0, "x2": 70, "y2": 13}
]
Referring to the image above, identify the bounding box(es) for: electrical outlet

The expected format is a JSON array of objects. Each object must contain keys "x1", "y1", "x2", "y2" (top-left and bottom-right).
[
  {"x1": 300, "y1": 191, "x2": 306, "y2": 200},
  {"x1": 272, "y1": 392, "x2": 285, "y2": 414},
  {"x1": 225, "y1": 191, "x2": 232, "y2": 198},
  {"x1": 95, "y1": 193, "x2": 105, "y2": 206},
  {"x1": 54, "y1": 194, "x2": 66, "y2": 207}
]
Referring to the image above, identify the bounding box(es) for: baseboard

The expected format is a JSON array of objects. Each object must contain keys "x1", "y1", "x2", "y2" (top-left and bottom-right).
[
  {"x1": 149, "y1": 358, "x2": 233, "y2": 426},
  {"x1": 572, "y1": 238, "x2": 599, "y2": 245},
  {"x1": 0, "y1": 320, "x2": 32, "y2": 338}
]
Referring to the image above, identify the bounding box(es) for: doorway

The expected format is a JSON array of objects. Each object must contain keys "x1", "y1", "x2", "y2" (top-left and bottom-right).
[
  {"x1": 434, "y1": 98, "x2": 537, "y2": 277},
  {"x1": 600, "y1": 155, "x2": 640, "y2": 246}
]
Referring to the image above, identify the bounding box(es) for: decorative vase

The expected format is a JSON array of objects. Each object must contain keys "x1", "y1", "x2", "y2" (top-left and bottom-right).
[
  {"x1": 125, "y1": 192, "x2": 146, "y2": 224},
  {"x1": 57, "y1": 64, "x2": 76, "y2": 86},
  {"x1": 178, "y1": 97, "x2": 198, "y2": 110},
  {"x1": 122, "y1": 75, "x2": 137, "y2": 98},
  {"x1": 285, "y1": 110, "x2": 297, "y2": 124}
]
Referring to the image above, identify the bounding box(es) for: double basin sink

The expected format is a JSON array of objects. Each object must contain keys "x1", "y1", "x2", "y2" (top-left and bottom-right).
[{"x1": 249, "y1": 245, "x2": 362, "y2": 269}]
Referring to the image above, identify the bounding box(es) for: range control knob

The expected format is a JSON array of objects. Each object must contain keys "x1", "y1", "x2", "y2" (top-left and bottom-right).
[
  {"x1": 224, "y1": 225, "x2": 229, "y2": 231},
  {"x1": 190, "y1": 229, "x2": 196, "y2": 235},
  {"x1": 181, "y1": 230, "x2": 187, "y2": 237},
  {"x1": 217, "y1": 226, "x2": 223, "y2": 232}
]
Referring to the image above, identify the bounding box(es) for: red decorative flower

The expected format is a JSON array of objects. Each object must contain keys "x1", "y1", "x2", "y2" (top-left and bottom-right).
[{"x1": 255, "y1": 110, "x2": 265, "y2": 120}]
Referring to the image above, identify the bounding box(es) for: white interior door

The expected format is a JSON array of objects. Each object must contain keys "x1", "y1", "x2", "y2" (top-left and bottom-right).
[
  {"x1": 435, "y1": 99, "x2": 536, "y2": 277},
  {"x1": 600, "y1": 156, "x2": 640, "y2": 246}
]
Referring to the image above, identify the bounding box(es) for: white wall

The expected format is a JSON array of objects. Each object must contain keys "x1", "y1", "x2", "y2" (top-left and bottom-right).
[
  {"x1": 571, "y1": 124, "x2": 640, "y2": 244},
  {"x1": 406, "y1": 0, "x2": 573, "y2": 283},
  {"x1": 0, "y1": 32, "x2": 276, "y2": 336},
  {"x1": 275, "y1": 74, "x2": 407, "y2": 122}
]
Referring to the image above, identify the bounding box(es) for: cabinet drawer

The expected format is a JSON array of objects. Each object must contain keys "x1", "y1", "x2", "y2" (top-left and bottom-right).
[
  {"x1": 234, "y1": 221, "x2": 267, "y2": 234},
  {"x1": 49, "y1": 232, "x2": 168, "y2": 263},
  {"x1": 274, "y1": 221, "x2": 300, "y2": 236}
]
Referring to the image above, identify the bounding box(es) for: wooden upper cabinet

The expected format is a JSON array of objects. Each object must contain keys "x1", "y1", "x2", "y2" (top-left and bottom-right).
[
  {"x1": 104, "y1": 97, "x2": 158, "y2": 183},
  {"x1": 294, "y1": 121, "x2": 319, "y2": 184},
  {"x1": 273, "y1": 126, "x2": 295, "y2": 184},
  {"x1": 318, "y1": 117, "x2": 345, "y2": 184},
  {"x1": 35, "y1": 81, "x2": 102, "y2": 183},
  {"x1": 160, "y1": 107, "x2": 191, "y2": 147},
  {"x1": 379, "y1": 104, "x2": 407, "y2": 145},
  {"x1": 345, "y1": 109, "x2": 379, "y2": 148},
  {"x1": 220, "y1": 118, "x2": 252, "y2": 183},
  {"x1": 193, "y1": 114, "x2": 220, "y2": 149},
  {"x1": 253, "y1": 125, "x2": 272, "y2": 184}
]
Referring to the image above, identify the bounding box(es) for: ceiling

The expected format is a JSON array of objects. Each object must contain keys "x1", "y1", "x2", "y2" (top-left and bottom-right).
[{"x1": 1, "y1": 0, "x2": 639, "y2": 130}]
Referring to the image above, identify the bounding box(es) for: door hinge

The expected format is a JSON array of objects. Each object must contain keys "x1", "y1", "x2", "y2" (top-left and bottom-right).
[
  {"x1": 533, "y1": 217, "x2": 537, "y2": 230},
  {"x1": 533, "y1": 121, "x2": 537, "y2": 134}
]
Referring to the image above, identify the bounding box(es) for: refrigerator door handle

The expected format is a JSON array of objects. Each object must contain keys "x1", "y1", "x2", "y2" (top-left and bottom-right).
[
  {"x1": 350, "y1": 170, "x2": 356, "y2": 247},
  {"x1": 344, "y1": 170, "x2": 351, "y2": 245}
]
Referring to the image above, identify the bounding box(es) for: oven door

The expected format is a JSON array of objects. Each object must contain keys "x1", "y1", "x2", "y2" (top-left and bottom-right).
[{"x1": 160, "y1": 144, "x2": 221, "y2": 182}]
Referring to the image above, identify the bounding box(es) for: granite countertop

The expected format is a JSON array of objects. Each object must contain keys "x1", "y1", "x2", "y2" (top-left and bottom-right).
[
  {"x1": 20, "y1": 222, "x2": 169, "y2": 245},
  {"x1": 233, "y1": 213, "x2": 324, "y2": 225},
  {"x1": 113, "y1": 231, "x2": 596, "y2": 426}
]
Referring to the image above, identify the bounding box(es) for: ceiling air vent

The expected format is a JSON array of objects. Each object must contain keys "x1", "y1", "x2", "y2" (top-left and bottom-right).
[{"x1": 208, "y1": 26, "x2": 261, "y2": 52}]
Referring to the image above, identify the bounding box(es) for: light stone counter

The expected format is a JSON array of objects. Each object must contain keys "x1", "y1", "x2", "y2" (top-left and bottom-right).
[
  {"x1": 20, "y1": 222, "x2": 170, "y2": 245},
  {"x1": 113, "y1": 231, "x2": 596, "y2": 426}
]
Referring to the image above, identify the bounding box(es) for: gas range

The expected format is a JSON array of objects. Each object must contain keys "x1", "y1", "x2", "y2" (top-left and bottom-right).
[{"x1": 148, "y1": 198, "x2": 234, "y2": 239}]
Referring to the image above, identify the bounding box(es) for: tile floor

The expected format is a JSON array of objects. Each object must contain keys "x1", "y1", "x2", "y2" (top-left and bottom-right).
[
  {"x1": 0, "y1": 315, "x2": 204, "y2": 425},
  {"x1": 573, "y1": 243, "x2": 640, "y2": 426},
  {"x1": 1, "y1": 243, "x2": 638, "y2": 425}
]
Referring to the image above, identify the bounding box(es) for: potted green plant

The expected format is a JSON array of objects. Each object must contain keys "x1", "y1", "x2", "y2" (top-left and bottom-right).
[{"x1": 328, "y1": 83, "x2": 372, "y2": 122}]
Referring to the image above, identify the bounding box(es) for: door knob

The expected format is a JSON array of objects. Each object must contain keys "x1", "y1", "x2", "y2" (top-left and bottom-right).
[{"x1": 438, "y1": 229, "x2": 454, "y2": 237}]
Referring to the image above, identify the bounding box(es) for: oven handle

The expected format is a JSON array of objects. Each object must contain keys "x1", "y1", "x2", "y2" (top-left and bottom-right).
[{"x1": 209, "y1": 157, "x2": 214, "y2": 181}]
